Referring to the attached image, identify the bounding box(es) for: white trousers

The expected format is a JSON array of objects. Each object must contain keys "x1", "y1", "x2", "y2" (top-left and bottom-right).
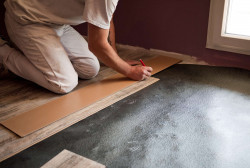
[{"x1": 3, "y1": 12, "x2": 100, "y2": 94}]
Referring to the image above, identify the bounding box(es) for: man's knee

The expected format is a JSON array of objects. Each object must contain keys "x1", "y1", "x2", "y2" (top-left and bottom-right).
[
  {"x1": 83, "y1": 63, "x2": 100, "y2": 79},
  {"x1": 76, "y1": 57, "x2": 100, "y2": 79},
  {"x1": 60, "y1": 77, "x2": 78, "y2": 94},
  {"x1": 48, "y1": 73, "x2": 78, "y2": 94}
]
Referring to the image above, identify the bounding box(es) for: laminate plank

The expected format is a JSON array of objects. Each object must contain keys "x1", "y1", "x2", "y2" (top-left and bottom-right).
[{"x1": 41, "y1": 149, "x2": 105, "y2": 168}]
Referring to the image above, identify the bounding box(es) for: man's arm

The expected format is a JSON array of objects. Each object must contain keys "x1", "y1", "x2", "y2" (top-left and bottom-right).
[
  {"x1": 88, "y1": 23, "x2": 153, "y2": 81},
  {"x1": 108, "y1": 16, "x2": 117, "y2": 52}
]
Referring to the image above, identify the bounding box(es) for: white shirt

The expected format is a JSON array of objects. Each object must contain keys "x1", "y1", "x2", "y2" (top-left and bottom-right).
[{"x1": 4, "y1": 0, "x2": 119, "y2": 29}]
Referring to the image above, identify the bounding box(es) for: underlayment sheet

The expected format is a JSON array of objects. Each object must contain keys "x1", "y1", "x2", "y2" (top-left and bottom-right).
[
  {"x1": 41, "y1": 149, "x2": 105, "y2": 168},
  {"x1": 1, "y1": 56, "x2": 181, "y2": 137}
]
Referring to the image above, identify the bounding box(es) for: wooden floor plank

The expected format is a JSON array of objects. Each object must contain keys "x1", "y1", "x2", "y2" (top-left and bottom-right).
[{"x1": 41, "y1": 149, "x2": 105, "y2": 168}]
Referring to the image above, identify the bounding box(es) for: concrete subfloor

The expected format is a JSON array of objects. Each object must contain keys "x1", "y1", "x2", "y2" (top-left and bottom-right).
[{"x1": 1, "y1": 64, "x2": 250, "y2": 168}]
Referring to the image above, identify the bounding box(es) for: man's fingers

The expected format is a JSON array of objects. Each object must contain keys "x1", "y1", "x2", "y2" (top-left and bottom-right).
[
  {"x1": 129, "y1": 66, "x2": 153, "y2": 81},
  {"x1": 144, "y1": 70, "x2": 151, "y2": 77},
  {"x1": 142, "y1": 74, "x2": 148, "y2": 80},
  {"x1": 144, "y1": 66, "x2": 153, "y2": 72},
  {"x1": 142, "y1": 69, "x2": 151, "y2": 78},
  {"x1": 142, "y1": 66, "x2": 153, "y2": 76}
]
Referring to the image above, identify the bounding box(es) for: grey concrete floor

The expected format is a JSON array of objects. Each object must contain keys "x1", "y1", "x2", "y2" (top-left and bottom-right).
[{"x1": 1, "y1": 64, "x2": 250, "y2": 168}]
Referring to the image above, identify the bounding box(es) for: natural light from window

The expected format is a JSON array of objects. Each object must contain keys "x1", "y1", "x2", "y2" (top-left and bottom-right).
[
  {"x1": 207, "y1": 0, "x2": 250, "y2": 55},
  {"x1": 225, "y1": 0, "x2": 250, "y2": 38}
]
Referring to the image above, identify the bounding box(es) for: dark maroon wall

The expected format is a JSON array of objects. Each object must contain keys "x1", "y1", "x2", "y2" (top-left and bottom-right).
[
  {"x1": 1, "y1": 0, "x2": 250, "y2": 70},
  {"x1": 77, "y1": 0, "x2": 250, "y2": 70},
  {"x1": 0, "y1": 2, "x2": 7, "y2": 37},
  {"x1": 113, "y1": 0, "x2": 250, "y2": 70}
]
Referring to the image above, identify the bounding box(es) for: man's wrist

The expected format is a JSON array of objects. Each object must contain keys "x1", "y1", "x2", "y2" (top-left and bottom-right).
[{"x1": 125, "y1": 65, "x2": 133, "y2": 78}]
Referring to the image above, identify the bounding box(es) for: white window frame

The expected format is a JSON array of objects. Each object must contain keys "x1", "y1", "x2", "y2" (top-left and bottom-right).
[{"x1": 207, "y1": 0, "x2": 250, "y2": 55}]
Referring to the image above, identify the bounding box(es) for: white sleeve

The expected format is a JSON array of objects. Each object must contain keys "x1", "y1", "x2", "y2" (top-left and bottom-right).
[{"x1": 83, "y1": 0, "x2": 119, "y2": 29}]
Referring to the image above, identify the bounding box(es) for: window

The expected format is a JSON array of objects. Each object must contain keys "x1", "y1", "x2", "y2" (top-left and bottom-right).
[{"x1": 207, "y1": 0, "x2": 250, "y2": 55}]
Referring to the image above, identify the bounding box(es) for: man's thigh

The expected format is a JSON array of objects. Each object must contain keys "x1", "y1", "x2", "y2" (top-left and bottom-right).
[
  {"x1": 5, "y1": 13, "x2": 77, "y2": 85},
  {"x1": 59, "y1": 25, "x2": 100, "y2": 79}
]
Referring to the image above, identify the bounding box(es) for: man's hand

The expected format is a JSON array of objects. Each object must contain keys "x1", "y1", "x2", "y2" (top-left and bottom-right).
[{"x1": 127, "y1": 66, "x2": 153, "y2": 80}]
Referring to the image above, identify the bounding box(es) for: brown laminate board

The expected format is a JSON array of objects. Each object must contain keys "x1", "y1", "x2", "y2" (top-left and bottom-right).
[
  {"x1": 143, "y1": 55, "x2": 181, "y2": 74},
  {"x1": 41, "y1": 149, "x2": 105, "y2": 168},
  {"x1": 0, "y1": 56, "x2": 180, "y2": 137},
  {"x1": 1, "y1": 74, "x2": 136, "y2": 137}
]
